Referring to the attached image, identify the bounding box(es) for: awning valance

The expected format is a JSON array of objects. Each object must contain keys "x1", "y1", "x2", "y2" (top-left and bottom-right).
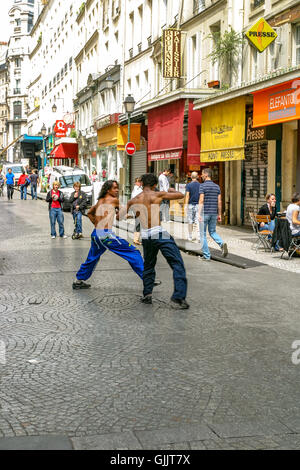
[
  {"x1": 187, "y1": 101, "x2": 202, "y2": 166},
  {"x1": 19, "y1": 134, "x2": 44, "y2": 143},
  {"x1": 147, "y1": 99, "x2": 185, "y2": 161},
  {"x1": 50, "y1": 143, "x2": 78, "y2": 159}
]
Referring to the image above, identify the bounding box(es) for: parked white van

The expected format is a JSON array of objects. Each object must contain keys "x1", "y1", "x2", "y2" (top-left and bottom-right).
[
  {"x1": 2, "y1": 163, "x2": 25, "y2": 184},
  {"x1": 48, "y1": 166, "x2": 93, "y2": 211}
]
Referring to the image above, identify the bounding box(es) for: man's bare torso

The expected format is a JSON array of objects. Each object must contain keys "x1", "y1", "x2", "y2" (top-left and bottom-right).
[
  {"x1": 130, "y1": 190, "x2": 165, "y2": 229},
  {"x1": 87, "y1": 194, "x2": 119, "y2": 229}
]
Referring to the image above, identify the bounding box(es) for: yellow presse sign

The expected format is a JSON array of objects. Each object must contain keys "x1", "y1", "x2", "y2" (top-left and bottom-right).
[
  {"x1": 200, "y1": 97, "x2": 246, "y2": 163},
  {"x1": 245, "y1": 18, "x2": 277, "y2": 53}
]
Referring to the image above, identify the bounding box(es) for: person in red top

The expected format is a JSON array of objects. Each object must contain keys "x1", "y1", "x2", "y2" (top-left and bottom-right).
[
  {"x1": 18, "y1": 170, "x2": 29, "y2": 200},
  {"x1": 46, "y1": 181, "x2": 67, "y2": 239}
]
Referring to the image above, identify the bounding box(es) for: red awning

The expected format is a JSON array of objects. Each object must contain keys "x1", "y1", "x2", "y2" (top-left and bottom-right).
[
  {"x1": 50, "y1": 143, "x2": 78, "y2": 159},
  {"x1": 148, "y1": 100, "x2": 185, "y2": 161},
  {"x1": 187, "y1": 101, "x2": 202, "y2": 166}
]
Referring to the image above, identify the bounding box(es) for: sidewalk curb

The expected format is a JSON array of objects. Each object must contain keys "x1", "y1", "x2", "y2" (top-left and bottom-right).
[
  {"x1": 113, "y1": 221, "x2": 261, "y2": 269},
  {"x1": 32, "y1": 195, "x2": 262, "y2": 269}
]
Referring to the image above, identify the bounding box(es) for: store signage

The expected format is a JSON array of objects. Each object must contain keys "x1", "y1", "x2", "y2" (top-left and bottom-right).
[
  {"x1": 94, "y1": 113, "x2": 120, "y2": 130},
  {"x1": 148, "y1": 150, "x2": 182, "y2": 161},
  {"x1": 200, "y1": 97, "x2": 246, "y2": 162},
  {"x1": 246, "y1": 112, "x2": 266, "y2": 142},
  {"x1": 54, "y1": 120, "x2": 67, "y2": 137},
  {"x1": 162, "y1": 29, "x2": 181, "y2": 78},
  {"x1": 245, "y1": 18, "x2": 277, "y2": 53},
  {"x1": 125, "y1": 142, "x2": 136, "y2": 155},
  {"x1": 253, "y1": 79, "x2": 300, "y2": 127}
]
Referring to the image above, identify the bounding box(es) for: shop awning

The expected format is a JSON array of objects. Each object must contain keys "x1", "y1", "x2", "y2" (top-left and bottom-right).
[
  {"x1": 200, "y1": 97, "x2": 246, "y2": 162},
  {"x1": 50, "y1": 143, "x2": 78, "y2": 159},
  {"x1": 148, "y1": 99, "x2": 185, "y2": 161},
  {"x1": 19, "y1": 134, "x2": 44, "y2": 143},
  {"x1": 187, "y1": 101, "x2": 202, "y2": 166},
  {"x1": 97, "y1": 123, "x2": 141, "y2": 150}
]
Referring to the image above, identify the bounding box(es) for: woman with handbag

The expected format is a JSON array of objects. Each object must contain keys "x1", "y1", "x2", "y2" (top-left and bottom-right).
[{"x1": 18, "y1": 170, "x2": 30, "y2": 200}]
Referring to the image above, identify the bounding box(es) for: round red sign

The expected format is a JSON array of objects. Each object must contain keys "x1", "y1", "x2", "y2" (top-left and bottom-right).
[{"x1": 125, "y1": 142, "x2": 136, "y2": 155}]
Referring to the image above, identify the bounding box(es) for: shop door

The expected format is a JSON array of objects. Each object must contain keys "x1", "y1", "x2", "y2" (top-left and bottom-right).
[
  {"x1": 243, "y1": 142, "x2": 268, "y2": 225},
  {"x1": 130, "y1": 150, "x2": 147, "y2": 190}
]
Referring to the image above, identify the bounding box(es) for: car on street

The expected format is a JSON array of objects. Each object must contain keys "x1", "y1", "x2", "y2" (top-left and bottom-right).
[{"x1": 48, "y1": 166, "x2": 93, "y2": 211}]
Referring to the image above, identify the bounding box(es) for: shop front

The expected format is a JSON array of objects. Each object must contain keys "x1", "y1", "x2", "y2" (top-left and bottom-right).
[
  {"x1": 252, "y1": 78, "x2": 300, "y2": 211},
  {"x1": 200, "y1": 97, "x2": 246, "y2": 224},
  {"x1": 50, "y1": 142, "x2": 78, "y2": 167},
  {"x1": 96, "y1": 114, "x2": 141, "y2": 194}
]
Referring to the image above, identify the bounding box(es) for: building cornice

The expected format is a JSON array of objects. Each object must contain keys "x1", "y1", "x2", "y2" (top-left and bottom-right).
[
  {"x1": 28, "y1": 74, "x2": 41, "y2": 90},
  {"x1": 193, "y1": 66, "x2": 300, "y2": 110},
  {"x1": 140, "y1": 88, "x2": 216, "y2": 112},
  {"x1": 74, "y1": 30, "x2": 98, "y2": 64}
]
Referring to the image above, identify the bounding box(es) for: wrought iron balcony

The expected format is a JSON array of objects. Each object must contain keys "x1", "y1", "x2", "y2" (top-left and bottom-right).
[
  {"x1": 13, "y1": 88, "x2": 21, "y2": 95},
  {"x1": 253, "y1": 0, "x2": 265, "y2": 9}
]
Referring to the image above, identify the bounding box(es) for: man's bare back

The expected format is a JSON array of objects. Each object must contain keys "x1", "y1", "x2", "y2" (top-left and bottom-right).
[{"x1": 127, "y1": 188, "x2": 184, "y2": 230}]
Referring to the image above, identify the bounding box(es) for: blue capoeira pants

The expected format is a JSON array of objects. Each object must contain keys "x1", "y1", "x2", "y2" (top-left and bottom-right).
[{"x1": 76, "y1": 229, "x2": 144, "y2": 281}]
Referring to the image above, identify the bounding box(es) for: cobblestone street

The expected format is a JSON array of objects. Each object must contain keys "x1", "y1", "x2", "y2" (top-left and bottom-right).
[{"x1": 1, "y1": 195, "x2": 300, "y2": 450}]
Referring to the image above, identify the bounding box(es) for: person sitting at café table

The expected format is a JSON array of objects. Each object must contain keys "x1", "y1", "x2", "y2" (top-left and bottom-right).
[
  {"x1": 286, "y1": 192, "x2": 300, "y2": 237},
  {"x1": 258, "y1": 193, "x2": 277, "y2": 232}
]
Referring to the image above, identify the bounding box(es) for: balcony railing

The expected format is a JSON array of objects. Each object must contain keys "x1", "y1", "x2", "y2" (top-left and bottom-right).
[{"x1": 13, "y1": 88, "x2": 21, "y2": 95}]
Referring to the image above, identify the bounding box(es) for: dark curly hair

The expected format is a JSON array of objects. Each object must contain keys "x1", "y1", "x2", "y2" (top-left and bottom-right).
[
  {"x1": 98, "y1": 180, "x2": 118, "y2": 199},
  {"x1": 141, "y1": 173, "x2": 158, "y2": 188}
]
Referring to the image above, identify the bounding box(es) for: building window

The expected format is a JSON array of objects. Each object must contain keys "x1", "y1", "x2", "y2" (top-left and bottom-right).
[
  {"x1": 13, "y1": 101, "x2": 22, "y2": 119},
  {"x1": 13, "y1": 123, "x2": 21, "y2": 140},
  {"x1": 296, "y1": 25, "x2": 300, "y2": 65},
  {"x1": 15, "y1": 58, "x2": 21, "y2": 68}
]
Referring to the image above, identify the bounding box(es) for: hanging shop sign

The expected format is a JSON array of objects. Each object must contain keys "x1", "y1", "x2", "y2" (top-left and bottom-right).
[
  {"x1": 162, "y1": 28, "x2": 181, "y2": 78},
  {"x1": 252, "y1": 78, "x2": 300, "y2": 127},
  {"x1": 245, "y1": 18, "x2": 277, "y2": 53},
  {"x1": 54, "y1": 120, "x2": 67, "y2": 138},
  {"x1": 200, "y1": 97, "x2": 246, "y2": 162}
]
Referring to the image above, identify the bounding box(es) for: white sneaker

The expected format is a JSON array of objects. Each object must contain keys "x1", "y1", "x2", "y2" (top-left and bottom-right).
[
  {"x1": 187, "y1": 236, "x2": 192, "y2": 241},
  {"x1": 63, "y1": 235, "x2": 67, "y2": 239},
  {"x1": 51, "y1": 236, "x2": 56, "y2": 239}
]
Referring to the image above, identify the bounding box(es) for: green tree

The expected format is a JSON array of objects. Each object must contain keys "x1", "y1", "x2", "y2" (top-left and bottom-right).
[{"x1": 207, "y1": 27, "x2": 244, "y2": 88}]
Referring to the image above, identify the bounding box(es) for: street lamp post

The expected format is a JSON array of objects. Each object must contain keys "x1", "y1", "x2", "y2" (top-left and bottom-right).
[
  {"x1": 41, "y1": 123, "x2": 47, "y2": 171},
  {"x1": 123, "y1": 94, "x2": 135, "y2": 200}
]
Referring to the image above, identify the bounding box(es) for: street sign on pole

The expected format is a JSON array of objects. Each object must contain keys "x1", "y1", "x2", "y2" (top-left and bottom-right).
[{"x1": 125, "y1": 142, "x2": 136, "y2": 155}]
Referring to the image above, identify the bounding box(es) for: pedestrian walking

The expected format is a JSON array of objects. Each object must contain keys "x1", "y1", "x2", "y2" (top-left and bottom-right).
[
  {"x1": 30, "y1": 170, "x2": 39, "y2": 200},
  {"x1": 158, "y1": 168, "x2": 171, "y2": 222},
  {"x1": 18, "y1": 170, "x2": 30, "y2": 200},
  {"x1": 126, "y1": 173, "x2": 189, "y2": 309},
  {"x1": 185, "y1": 171, "x2": 201, "y2": 241},
  {"x1": 72, "y1": 180, "x2": 145, "y2": 290},
  {"x1": 5, "y1": 168, "x2": 15, "y2": 200},
  {"x1": 0, "y1": 171, "x2": 4, "y2": 197},
  {"x1": 131, "y1": 177, "x2": 143, "y2": 245},
  {"x1": 198, "y1": 168, "x2": 228, "y2": 260},
  {"x1": 46, "y1": 181, "x2": 67, "y2": 239},
  {"x1": 69, "y1": 181, "x2": 87, "y2": 239}
]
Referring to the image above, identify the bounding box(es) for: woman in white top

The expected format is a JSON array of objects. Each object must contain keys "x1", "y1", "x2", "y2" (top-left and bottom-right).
[
  {"x1": 286, "y1": 193, "x2": 300, "y2": 236},
  {"x1": 131, "y1": 178, "x2": 143, "y2": 244}
]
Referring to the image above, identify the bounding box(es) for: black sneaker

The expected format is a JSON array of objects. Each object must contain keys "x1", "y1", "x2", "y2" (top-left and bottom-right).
[
  {"x1": 72, "y1": 280, "x2": 91, "y2": 290},
  {"x1": 221, "y1": 243, "x2": 228, "y2": 258},
  {"x1": 140, "y1": 295, "x2": 152, "y2": 304},
  {"x1": 170, "y1": 298, "x2": 190, "y2": 310},
  {"x1": 154, "y1": 280, "x2": 162, "y2": 287}
]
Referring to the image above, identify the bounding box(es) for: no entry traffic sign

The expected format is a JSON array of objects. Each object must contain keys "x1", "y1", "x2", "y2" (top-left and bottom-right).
[{"x1": 125, "y1": 142, "x2": 136, "y2": 155}]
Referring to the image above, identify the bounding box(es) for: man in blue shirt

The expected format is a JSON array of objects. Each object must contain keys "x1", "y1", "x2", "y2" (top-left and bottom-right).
[
  {"x1": 198, "y1": 168, "x2": 228, "y2": 260},
  {"x1": 185, "y1": 171, "x2": 201, "y2": 241},
  {"x1": 5, "y1": 168, "x2": 15, "y2": 200}
]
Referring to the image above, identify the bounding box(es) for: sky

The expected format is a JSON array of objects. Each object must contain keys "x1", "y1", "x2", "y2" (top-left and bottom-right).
[{"x1": 0, "y1": 1, "x2": 12, "y2": 43}]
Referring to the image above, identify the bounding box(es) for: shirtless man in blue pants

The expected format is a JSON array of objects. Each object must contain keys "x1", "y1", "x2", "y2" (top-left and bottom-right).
[{"x1": 73, "y1": 180, "x2": 145, "y2": 289}]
